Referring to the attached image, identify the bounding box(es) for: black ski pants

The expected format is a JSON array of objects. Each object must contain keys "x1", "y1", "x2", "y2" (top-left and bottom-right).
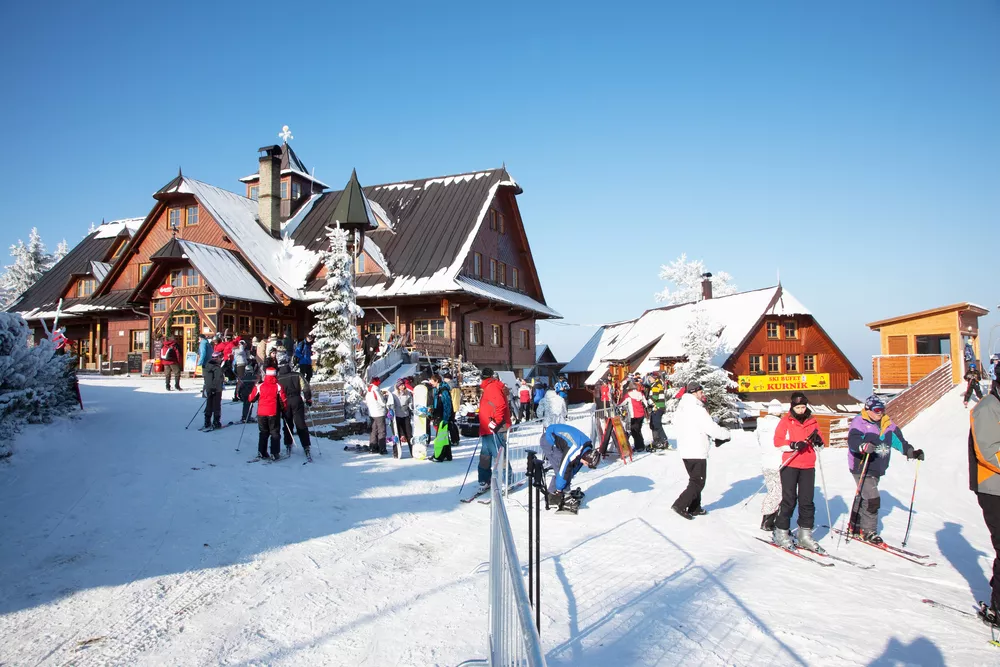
[
  {"x1": 674, "y1": 459, "x2": 707, "y2": 513},
  {"x1": 369, "y1": 415, "x2": 387, "y2": 453},
  {"x1": 776, "y1": 466, "x2": 816, "y2": 530},
  {"x1": 966, "y1": 381, "x2": 984, "y2": 403},
  {"x1": 650, "y1": 408, "x2": 666, "y2": 444},
  {"x1": 257, "y1": 414, "x2": 281, "y2": 459},
  {"x1": 630, "y1": 417, "x2": 645, "y2": 451},
  {"x1": 204, "y1": 390, "x2": 222, "y2": 427},
  {"x1": 978, "y1": 492, "x2": 1000, "y2": 610},
  {"x1": 282, "y1": 404, "x2": 311, "y2": 451}
]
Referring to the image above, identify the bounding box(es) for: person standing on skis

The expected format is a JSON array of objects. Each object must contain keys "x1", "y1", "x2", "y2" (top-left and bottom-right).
[
  {"x1": 971, "y1": 378, "x2": 1000, "y2": 627},
  {"x1": 202, "y1": 350, "x2": 225, "y2": 430},
  {"x1": 248, "y1": 362, "x2": 287, "y2": 461},
  {"x1": 671, "y1": 381, "x2": 731, "y2": 520},
  {"x1": 539, "y1": 423, "x2": 601, "y2": 515},
  {"x1": 965, "y1": 361, "x2": 984, "y2": 408},
  {"x1": 277, "y1": 354, "x2": 313, "y2": 460},
  {"x1": 648, "y1": 373, "x2": 668, "y2": 450},
  {"x1": 756, "y1": 399, "x2": 784, "y2": 532},
  {"x1": 846, "y1": 395, "x2": 924, "y2": 544},
  {"x1": 476, "y1": 368, "x2": 512, "y2": 492},
  {"x1": 772, "y1": 392, "x2": 825, "y2": 550}
]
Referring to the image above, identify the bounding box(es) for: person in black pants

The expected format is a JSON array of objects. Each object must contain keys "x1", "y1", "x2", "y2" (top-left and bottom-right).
[
  {"x1": 971, "y1": 381, "x2": 1000, "y2": 626},
  {"x1": 965, "y1": 362, "x2": 984, "y2": 408},
  {"x1": 670, "y1": 382, "x2": 731, "y2": 520},
  {"x1": 249, "y1": 364, "x2": 287, "y2": 461},
  {"x1": 202, "y1": 352, "x2": 225, "y2": 430},
  {"x1": 277, "y1": 357, "x2": 313, "y2": 459}
]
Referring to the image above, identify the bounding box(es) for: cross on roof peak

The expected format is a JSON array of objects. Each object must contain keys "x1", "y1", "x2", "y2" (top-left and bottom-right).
[{"x1": 278, "y1": 125, "x2": 293, "y2": 144}]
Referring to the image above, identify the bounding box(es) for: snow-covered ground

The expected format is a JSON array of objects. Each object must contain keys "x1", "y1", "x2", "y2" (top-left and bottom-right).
[{"x1": 0, "y1": 378, "x2": 996, "y2": 666}]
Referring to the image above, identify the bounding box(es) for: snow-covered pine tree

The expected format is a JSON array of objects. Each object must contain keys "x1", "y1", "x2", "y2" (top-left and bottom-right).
[
  {"x1": 308, "y1": 224, "x2": 366, "y2": 415},
  {"x1": 666, "y1": 306, "x2": 741, "y2": 425},
  {"x1": 50, "y1": 240, "x2": 70, "y2": 267},
  {"x1": 654, "y1": 253, "x2": 737, "y2": 304},
  {"x1": 1, "y1": 229, "x2": 52, "y2": 309}
]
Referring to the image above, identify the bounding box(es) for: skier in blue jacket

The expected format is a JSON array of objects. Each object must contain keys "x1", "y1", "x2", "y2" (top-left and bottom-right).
[
  {"x1": 538, "y1": 423, "x2": 601, "y2": 514},
  {"x1": 532, "y1": 382, "x2": 546, "y2": 419},
  {"x1": 293, "y1": 336, "x2": 314, "y2": 383},
  {"x1": 554, "y1": 375, "x2": 570, "y2": 401}
]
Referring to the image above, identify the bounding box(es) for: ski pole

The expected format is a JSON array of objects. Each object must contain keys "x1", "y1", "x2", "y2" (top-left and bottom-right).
[
  {"x1": 816, "y1": 445, "x2": 833, "y2": 539},
  {"x1": 902, "y1": 459, "x2": 921, "y2": 547},
  {"x1": 185, "y1": 399, "x2": 207, "y2": 430},
  {"x1": 841, "y1": 451, "x2": 871, "y2": 546},
  {"x1": 741, "y1": 449, "x2": 801, "y2": 509},
  {"x1": 459, "y1": 437, "x2": 482, "y2": 495},
  {"x1": 236, "y1": 404, "x2": 254, "y2": 452}
]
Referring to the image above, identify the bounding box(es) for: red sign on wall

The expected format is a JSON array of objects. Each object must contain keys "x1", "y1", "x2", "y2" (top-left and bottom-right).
[{"x1": 158, "y1": 284, "x2": 174, "y2": 297}]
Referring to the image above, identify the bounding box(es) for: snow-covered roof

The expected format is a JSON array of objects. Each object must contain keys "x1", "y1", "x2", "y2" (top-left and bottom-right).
[
  {"x1": 561, "y1": 320, "x2": 636, "y2": 374},
  {"x1": 454, "y1": 277, "x2": 561, "y2": 318},
  {"x1": 585, "y1": 362, "x2": 610, "y2": 386},
  {"x1": 93, "y1": 217, "x2": 143, "y2": 239},
  {"x1": 90, "y1": 261, "x2": 111, "y2": 283},
  {"x1": 363, "y1": 238, "x2": 391, "y2": 277},
  {"x1": 177, "y1": 240, "x2": 275, "y2": 304},
  {"x1": 281, "y1": 193, "x2": 322, "y2": 237}
]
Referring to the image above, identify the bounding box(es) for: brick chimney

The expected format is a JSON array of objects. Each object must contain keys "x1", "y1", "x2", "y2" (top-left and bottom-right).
[
  {"x1": 258, "y1": 145, "x2": 282, "y2": 238},
  {"x1": 701, "y1": 272, "x2": 713, "y2": 300}
]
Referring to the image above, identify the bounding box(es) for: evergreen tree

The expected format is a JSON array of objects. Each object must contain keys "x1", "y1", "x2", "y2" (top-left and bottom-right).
[
  {"x1": 666, "y1": 306, "x2": 741, "y2": 425},
  {"x1": 308, "y1": 225, "x2": 366, "y2": 415},
  {"x1": 51, "y1": 240, "x2": 70, "y2": 267},
  {"x1": 655, "y1": 253, "x2": 737, "y2": 304},
  {"x1": 1, "y1": 229, "x2": 52, "y2": 310}
]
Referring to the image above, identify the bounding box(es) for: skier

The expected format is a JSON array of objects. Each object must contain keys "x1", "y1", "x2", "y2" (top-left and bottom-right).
[
  {"x1": 771, "y1": 392, "x2": 825, "y2": 550},
  {"x1": 648, "y1": 373, "x2": 668, "y2": 450},
  {"x1": 618, "y1": 382, "x2": 648, "y2": 452},
  {"x1": 428, "y1": 374, "x2": 454, "y2": 461},
  {"x1": 202, "y1": 350, "x2": 225, "y2": 430},
  {"x1": 364, "y1": 377, "x2": 388, "y2": 455},
  {"x1": 756, "y1": 399, "x2": 784, "y2": 531},
  {"x1": 232, "y1": 340, "x2": 249, "y2": 401},
  {"x1": 532, "y1": 381, "x2": 546, "y2": 419},
  {"x1": 393, "y1": 379, "x2": 413, "y2": 454},
  {"x1": 538, "y1": 423, "x2": 602, "y2": 515},
  {"x1": 537, "y1": 385, "x2": 568, "y2": 429},
  {"x1": 518, "y1": 379, "x2": 532, "y2": 422},
  {"x1": 477, "y1": 368, "x2": 512, "y2": 492},
  {"x1": 965, "y1": 362, "x2": 984, "y2": 408},
  {"x1": 294, "y1": 335, "x2": 314, "y2": 383},
  {"x1": 248, "y1": 362, "x2": 287, "y2": 461},
  {"x1": 277, "y1": 355, "x2": 313, "y2": 460},
  {"x1": 237, "y1": 357, "x2": 258, "y2": 423},
  {"x1": 554, "y1": 375, "x2": 570, "y2": 401},
  {"x1": 970, "y1": 378, "x2": 1000, "y2": 627},
  {"x1": 671, "y1": 381, "x2": 731, "y2": 520},
  {"x1": 160, "y1": 336, "x2": 182, "y2": 391},
  {"x1": 846, "y1": 395, "x2": 924, "y2": 543}
]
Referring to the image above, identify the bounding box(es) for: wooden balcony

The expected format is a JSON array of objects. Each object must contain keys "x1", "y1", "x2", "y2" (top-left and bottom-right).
[
  {"x1": 410, "y1": 335, "x2": 454, "y2": 357},
  {"x1": 872, "y1": 354, "x2": 950, "y2": 391}
]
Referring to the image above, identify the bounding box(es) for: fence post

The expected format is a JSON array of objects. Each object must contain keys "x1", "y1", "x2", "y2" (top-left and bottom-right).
[
  {"x1": 876, "y1": 356, "x2": 881, "y2": 392},
  {"x1": 907, "y1": 355, "x2": 912, "y2": 387}
]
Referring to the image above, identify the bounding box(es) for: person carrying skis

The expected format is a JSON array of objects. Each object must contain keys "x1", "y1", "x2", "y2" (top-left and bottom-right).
[
  {"x1": 846, "y1": 395, "x2": 924, "y2": 544},
  {"x1": 294, "y1": 335, "x2": 314, "y2": 383},
  {"x1": 160, "y1": 336, "x2": 182, "y2": 391},
  {"x1": 771, "y1": 392, "x2": 825, "y2": 550},
  {"x1": 202, "y1": 350, "x2": 225, "y2": 430},
  {"x1": 277, "y1": 355, "x2": 313, "y2": 460},
  {"x1": 364, "y1": 377, "x2": 388, "y2": 455},
  {"x1": 965, "y1": 361, "x2": 984, "y2": 408},
  {"x1": 518, "y1": 379, "x2": 532, "y2": 422},
  {"x1": 248, "y1": 362, "x2": 287, "y2": 461},
  {"x1": 618, "y1": 382, "x2": 648, "y2": 452},
  {"x1": 539, "y1": 423, "x2": 601, "y2": 515},
  {"x1": 237, "y1": 356, "x2": 258, "y2": 423},
  {"x1": 554, "y1": 375, "x2": 570, "y2": 401},
  {"x1": 671, "y1": 381, "x2": 731, "y2": 520},
  {"x1": 477, "y1": 368, "x2": 512, "y2": 492},
  {"x1": 756, "y1": 399, "x2": 784, "y2": 532},
  {"x1": 970, "y1": 377, "x2": 1000, "y2": 627}
]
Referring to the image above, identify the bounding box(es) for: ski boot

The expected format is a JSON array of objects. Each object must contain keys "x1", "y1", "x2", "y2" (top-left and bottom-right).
[
  {"x1": 690, "y1": 507, "x2": 708, "y2": 517},
  {"x1": 671, "y1": 505, "x2": 694, "y2": 520},
  {"x1": 796, "y1": 527, "x2": 826, "y2": 553},
  {"x1": 862, "y1": 531, "x2": 884, "y2": 545},
  {"x1": 978, "y1": 602, "x2": 1000, "y2": 629},
  {"x1": 213, "y1": 422, "x2": 222, "y2": 430},
  {"x1": 772, "y1": 528, "x2": 794, "y2": 549},
  {"x1": 304, "y1": 448, "x2": 313, "y2": 463},
  {"x1": 557, "y1": 496, "x2": 580, "y2": 515},
  {"x1": 569, "y1": 488, "x2": 586, "y2": 501},
  {"x1": 285, "y1": 444, "x2": 292, "y2": 458}
]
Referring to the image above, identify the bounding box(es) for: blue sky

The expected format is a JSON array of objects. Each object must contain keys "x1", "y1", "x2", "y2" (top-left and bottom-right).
[{"x1": 2, "y1": 1, "x2": 998, "y2": 388}]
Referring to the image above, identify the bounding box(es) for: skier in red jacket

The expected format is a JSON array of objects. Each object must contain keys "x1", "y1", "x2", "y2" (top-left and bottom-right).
[
  {"x1": 249, "y1": 362, "x2": 287, "y2": 461},
  {"x1": 477, "y1": 369, "x2": 512, "y2": 492},
  {"x1": 771, "y1": 392, "x2": 825, "y2": 551}
]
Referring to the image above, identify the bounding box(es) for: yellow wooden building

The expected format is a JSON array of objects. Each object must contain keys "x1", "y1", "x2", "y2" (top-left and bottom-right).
[{"x1": 867, "y1": 302, "x2": 989, "y2": 389}]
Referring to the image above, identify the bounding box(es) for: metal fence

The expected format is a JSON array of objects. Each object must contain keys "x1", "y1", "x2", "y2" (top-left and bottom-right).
[
  {"x1": 486, "y1": 447, "x2": 547, "y2": 667},
  {"x1": 499, "y1": 409, "x2": 598, "y2": 494}
]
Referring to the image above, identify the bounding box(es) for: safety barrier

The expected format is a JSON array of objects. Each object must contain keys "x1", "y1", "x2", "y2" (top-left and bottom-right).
[{"x1": 499, "y1": 409, "x2": 596, "y2": 494}]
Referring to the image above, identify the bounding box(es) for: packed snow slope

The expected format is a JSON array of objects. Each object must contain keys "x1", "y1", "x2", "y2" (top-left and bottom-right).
[{"x1": 0, "y1": 379, "x2": 995, "y2": 666}]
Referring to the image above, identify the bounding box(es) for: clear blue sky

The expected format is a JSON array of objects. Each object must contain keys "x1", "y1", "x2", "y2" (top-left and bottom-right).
[{"x1": 2, "y1": 1, "x2": 998, "y2": 389}]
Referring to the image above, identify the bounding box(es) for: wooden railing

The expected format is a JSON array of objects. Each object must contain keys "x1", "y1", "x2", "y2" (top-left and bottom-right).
[
  {"x1": 886, "y1": 361, "x2": 954, "y2": 428},
  {"x1": 872, "y1": 354, "x2": 949, "y2": 391},
  {"x1": 410, "y1": 335, "x2": 454, "y2": 357}
]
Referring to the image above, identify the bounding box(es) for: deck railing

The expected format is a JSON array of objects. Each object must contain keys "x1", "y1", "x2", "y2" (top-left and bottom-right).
[{"x1": 872, "y1": 354, "x2": 949, "y2": 391}]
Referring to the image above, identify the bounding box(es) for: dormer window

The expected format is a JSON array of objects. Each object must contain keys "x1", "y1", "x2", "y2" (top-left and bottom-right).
[
  {"x1": 76, "y1": 278, "x2": 96, "y2": 297},
  {"x1": 249, "y1": 185, "x2": 259, "y2": 201},
  {"x1": 186, "y1": 206, "x2": 199, "y2": 226},
  {"x1": 280, "y1": 181, "x2": 289, "y2": 200},
  {"x1": 111, "y1": 240, "x2": 125, "y2": 260},
  {"x1": 168, "y1": 208, "x2": 182, "y2": 230},
  {"x1": 292, "y1": 182, "x2": 301, "y2": 200}
]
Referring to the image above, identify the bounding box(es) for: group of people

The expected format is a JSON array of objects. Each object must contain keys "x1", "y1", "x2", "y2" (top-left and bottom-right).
[{"x1": 592, "y1": 371, "x2": 669, "y2": 452}]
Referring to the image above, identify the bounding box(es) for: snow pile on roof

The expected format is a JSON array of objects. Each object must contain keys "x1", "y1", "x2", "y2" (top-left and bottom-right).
[
  {"x1": 367, "y1": 199, "x2": 396, "y2": 231},
  {"x1": 281, "y1": 193, "x2": 322, "y2": 237},
  {"x1": 455, "y1": 277, "x2": 561, "y2": 318},
  {"x1": 177, "y1": 241, "x2": 274, "y2": 303},
  {"x1": 93, "y1": 217, "x2": 143, "y2": 239},
  {"x1": 364, "y1": 238, "x2": 391, "y2": 277},
  {"x1": 423, "y1": 171, "x2": 493, "y2": 189}
]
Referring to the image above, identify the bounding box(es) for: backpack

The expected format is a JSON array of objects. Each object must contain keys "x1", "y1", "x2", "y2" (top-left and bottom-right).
[{"x1": 160, "y1": 345, "x2": 172, "y2": 361}]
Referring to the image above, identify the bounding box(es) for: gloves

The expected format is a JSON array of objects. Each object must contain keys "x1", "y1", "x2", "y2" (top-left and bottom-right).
[
  {"x1": 907, "y1": 448, "x2": 925, "y2": 461},
  {"x1": 714, "y1": 438, "x2": 727, "y2": 448},
  {"x1": 859, "y1": 442, "x2": 873, "y2": 454},
  {"x1": 808, "y1": 432, "x2": 824, "y2": 448},
  {"x1": 488, "y1": 419, "x2": 498, "y2": 432}
]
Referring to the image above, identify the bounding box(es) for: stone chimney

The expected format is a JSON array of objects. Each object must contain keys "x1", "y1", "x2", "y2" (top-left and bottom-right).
[
  {"x1": 701, "y1": 272, "x2": 713, "y2": 300},
  {"x1": 258, "y1": 145, "x2": 282, "y2": 238}
]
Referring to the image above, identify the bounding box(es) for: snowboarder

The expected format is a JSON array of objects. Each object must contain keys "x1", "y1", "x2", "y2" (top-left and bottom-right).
[
  {"x1": 202, "y1": 351, "x2": 225, "y2": 430},
  {"x1": 428, "y1": 374, "x2": 454, "y2": 461},
  {"x1": 518, "y1": 379, "x2": 532, "y2": 422},
  {"x1": 648, "y1": 373, "x2": 668, "y2": 449},
  {"x1": 237, "y1": 357, "x2": 258, "y2": 423},
  {"x1": 846, "y1": 395, "x2": 924, "y2": 544},
  {"x1": 965, "y1": 362, "x2": 984, "y2": 408},
  {"x1": 442, "y1": 373, "x2": 462, "y2": 446},
  {"x1": 671, "y1": 381, "x2": 731, "y2": 520},
  {"x1": 772, "y1": 392, "x2": 825, "y2": 550},
  {"x1": 248, "y1": 363, "x2": 287, "y2": 460},
  {"x1": 277, "y1": 356, "x2": 313, "y2": 459},
  {"x1": 970, "y1": 379, "x2": 1000, "y2": 627},
  {"x1": 539, "y1": 423, "x2": 601, "y2": 515},
  {"x1": 160, "y1": 336, "x2": 182, "y2": 391},
  {"x1": 618, "y1": 382, "x2": 648, "y2": 452},
  {"x1": 756, "y1": 399, "x2": 784, "y2": 531},
  {"x1": 364, "y1": 377, "x2": 388, "y2": 454},
  {"x1": 477, "y1": 368, "x2": 512, "y2": 492},
  {"x1": 294, "y1": 335, "x2": 314, "y2": 383},
  {"x1": 537, "y1": 386, "x2": 568, "y2": 429},
  {"x1": 554, "y1": 375, "x2": 570, "y2": 401}
]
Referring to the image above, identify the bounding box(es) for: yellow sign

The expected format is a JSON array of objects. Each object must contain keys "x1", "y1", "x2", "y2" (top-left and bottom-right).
[{"x1": 737, "y1": 373, "x2": 831, "y2": 393}]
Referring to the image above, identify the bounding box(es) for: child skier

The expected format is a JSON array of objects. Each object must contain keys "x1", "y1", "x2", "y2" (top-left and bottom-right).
[
  {"x1": 538, "y1": 423, "x2": 601, "y2": 514},
  {"x1": 202, "y1": 351, "x2": 225, "y2": 430},
  {"x1": 756, "y1": 399, "x2": 784, "y2": 531},
  {"x1": 248, "y1": 362, "x2": 287, "y2": 461},
  {"x1": 237, "y1": 357, "x2": 258, "y2": 423},
  {"x1": 846, "y1": 395, "x2": 924, "y2": 543},
  {"x1": 772, "y1": 392, "x2": 825, "y2": 550},
  {"x1": 277, "y1": 356, "x2": 313, "y2": 461}
]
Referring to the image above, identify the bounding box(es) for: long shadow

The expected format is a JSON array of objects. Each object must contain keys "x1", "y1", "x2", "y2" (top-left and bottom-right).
[
  {"x1": 703, "y1": 474, "x2": 764, "y2": 512},
  {"x1": 0, "y1": 380, "x2": 489, "y2": 617},
  {"x1": 868, "y1": 636, "x2": 945, "y2": 666},
  {"x1": 936, "y1": 521, "x2": 990, "y2": 604},
  {"x1": 581, "y1": 474, "x2": 654, "y2": 500}
]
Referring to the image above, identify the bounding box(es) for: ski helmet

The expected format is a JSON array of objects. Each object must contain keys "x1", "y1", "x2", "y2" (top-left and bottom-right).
[{"x1": 582, "y1": 448, "x2": 601, "y2": 469}]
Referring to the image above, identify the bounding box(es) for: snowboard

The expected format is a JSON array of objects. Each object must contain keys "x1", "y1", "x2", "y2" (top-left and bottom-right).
[
  {"x1": 412, "y1": 383, "x2": 430, "y2": 460},
  {"x1": 387, "y1": 404, "x2": 407, "y2": 459},
  {"x1": 610, "y1": 416, "x2": 633, "y2": 462}
]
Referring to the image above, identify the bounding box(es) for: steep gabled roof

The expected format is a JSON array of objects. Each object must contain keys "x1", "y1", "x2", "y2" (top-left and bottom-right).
[
  {"x1": 174, "y1": 240, "x2": 275, "y2": 304},
  {"x1": 238, "y1": 143, "x2": 330, "y2": 189},
  {"x1": 561, "y1": 319, "x2": 637, "y2": 374}
]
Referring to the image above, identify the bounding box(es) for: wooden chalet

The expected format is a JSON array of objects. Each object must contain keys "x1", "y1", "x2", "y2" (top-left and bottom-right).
[
  {"x1": 562, "y1": 282, "x2": 864, "y2": 415},
  {"x1": 7, "y1": 142, "x2": 560, "y2": 374}
]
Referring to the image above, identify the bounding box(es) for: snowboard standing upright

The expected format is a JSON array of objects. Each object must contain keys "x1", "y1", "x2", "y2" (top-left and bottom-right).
[
  {"x1": 412, "y1": 383, "x2": 430, "y2": 460},
  {"x1": 388, "y1": 404, "x2": 407, "y2": 459}
]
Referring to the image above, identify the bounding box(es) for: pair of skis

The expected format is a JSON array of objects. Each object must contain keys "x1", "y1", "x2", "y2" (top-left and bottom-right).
[
  {"x1": 922, "y1": 599, "x2": 1000, "y2": 648},
  {"x1": 753, "y1": 537, "x2": 872, "y2": 569},
  {"x1": 197, "y1": 421, "x2": 234, "y2": 432},
  {"x1": 829, "y1": 528, "x2": 937, "y2": 566}
]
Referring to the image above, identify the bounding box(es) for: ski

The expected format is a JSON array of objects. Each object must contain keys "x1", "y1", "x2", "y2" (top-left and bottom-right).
[
  {"x1": 478, "y1": 478, "x2": 531, "y2": 504},
  {"x1": 754, "y1": 537, "x2": 834, "y2": 567},
  {"x1": 460, "y1": 487, "x2": 492, "y2": 504},
  {"x1": 198, "y1": 421, "x2": 235, "y2": 432},
  {"x1": 922, "y1": 598, "x2": 978, "y2": 618},
  {"x1": 831, "y1": 529, "x2": 936, "y2": 566},
  {"x1": 802, "y1": 548, "x2": 874, "y2": 570},
  {"x1": 828, "y1": 527, "x2": 928, "y2": 558}
]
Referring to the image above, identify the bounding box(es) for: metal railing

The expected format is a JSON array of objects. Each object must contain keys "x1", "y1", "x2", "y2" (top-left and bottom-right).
[
  {"x1": 499, "y1": 409, "x2": 596, "y2": 494},
  {"x1": 872, "y1": 354, "x2": 950, "y2": 392},
  {"x1": 487, "y1": 447, "x2": 547, "y2": 667}
]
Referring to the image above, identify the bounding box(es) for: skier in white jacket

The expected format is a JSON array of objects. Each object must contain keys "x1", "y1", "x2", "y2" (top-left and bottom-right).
[
  {"x1": 364, "y1": 378, "x2": 388, "y2": 454},
  {"x1": 536, "y1": 388, "x2": 568, "y2": 429},
  {"x1": 671, "y1": 381, "x2": 731, "y2": 520},
  {"x1": 756, "y1": 399, "x2": 785, "y2": 531}
]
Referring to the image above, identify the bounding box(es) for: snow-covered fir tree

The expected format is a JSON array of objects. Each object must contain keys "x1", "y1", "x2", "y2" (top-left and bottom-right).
[
  {"x1": 51, "y1": 240, "x2": 70, "y2": 267},
  {"x1": 666, "y1": 306, "x2": 741, "y2": 425},
  {"x1": 308, "y1": 224, "x2": 366, "y2": 415},
  {"x1": 654, "y1": 253, "x2": 737, "y2": 304},
  {"x1": 1, "y1": 228, "x2": 52, "y2": 309}
]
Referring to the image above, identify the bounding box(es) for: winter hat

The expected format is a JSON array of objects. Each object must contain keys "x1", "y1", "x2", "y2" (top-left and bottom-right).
[
  {"x1": 265, "y1": 367, "x2": 277, "y2": 377},
  {"x1": 482, "y1": 368, "x2": 495, "y2": 379},
  {"x1": 685, "y1": 381, "x2": 703, "y2": 393},
  {"x1": 767, "y1": 399, "x2": 783, "y2": 416},
  {"x1": 276, "y1": 351, "x2": 290, "y2": 366},
  {"x1": 864, "y1": 395, "x2": 885, "y2": 412},
  {"x1": 211, "y1": 350, "x2": 223, "y2": 360},
  {"x1": 252, "y1": 337, "x2": 259, "y2": 345},
  {"x1": 790, "y1": 392, "x2": 809, "y2": 407},
  {"x1": 371, "y1": 377, "x2": 381, "y2": 387}
]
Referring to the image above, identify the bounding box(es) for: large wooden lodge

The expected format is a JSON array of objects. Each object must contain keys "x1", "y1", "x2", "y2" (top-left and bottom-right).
[{"x1": 7, "y1": 142, "x2": 560, "y2": 375}]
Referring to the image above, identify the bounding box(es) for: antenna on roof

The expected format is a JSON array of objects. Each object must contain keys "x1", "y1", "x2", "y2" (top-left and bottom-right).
[{"x1": 178, "y1": 166, "x2": 183, "y2": 178}]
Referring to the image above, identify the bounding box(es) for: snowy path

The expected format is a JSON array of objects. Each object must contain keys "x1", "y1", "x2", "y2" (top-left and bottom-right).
[{"x1": 0, "y1": 379, "x2": 997, "y2": 665}]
